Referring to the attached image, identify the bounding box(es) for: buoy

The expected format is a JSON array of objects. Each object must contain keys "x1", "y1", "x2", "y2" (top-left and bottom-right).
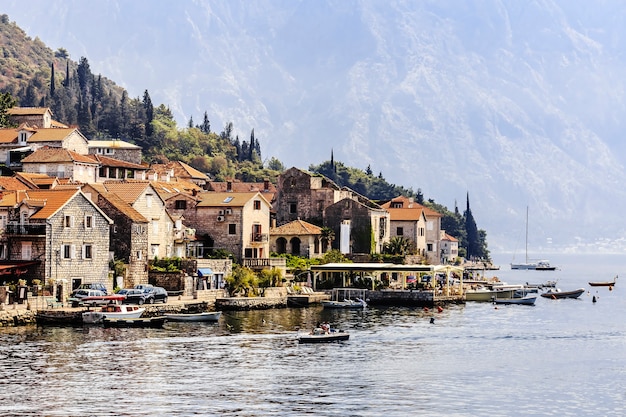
[
  {"x1": 423, "y1": 307, "x2": 429, "y2": 312},
  {"x1": 592, "y1": 295, "x2": 597, "y2": 303},
  {"x1": 609, "y1": 286, "x2": 613, "y2": 291},
  {"x1": 437, "y1": 306, "x2": 443, "y2": 313},
  {"x1": 430, "y1": 317, "x2": 435, "y2": 324}
]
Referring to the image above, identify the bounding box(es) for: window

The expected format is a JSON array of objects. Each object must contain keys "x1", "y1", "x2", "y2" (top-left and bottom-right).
[
  {"x1": 146, "y1": 194, "x2": 153, "y2": 207},
  {"x1": 253, "y1": 200, "x2": 261, "y2": 210},
  {"x1": 289, "y1": 202, "x2": 297, "y2": 214},
  {"x1": 64, "y1": 215, "x2": 74, "y2": 228},
  {"x1": 0, "y1": 244, "x2": 6, "y2": 259},
  {"x1": 427, "y1": 221, "x2": 433, "y2": 231},
  {"x1": 18, "y1": 132, "x2": 27, "y2": 144},
  {"x1": 83, "y1": 244, "x2": 93, "y2": 259},
  {"x1": 152, "y1": 221, "x2": 159, "y2": 235},
  {"x1": 84, "y1": 215, "x2": 93, "y2": 229},
  {"x1": 62, "y1": 244, "x2": 76, "y2": 259},
  {"x1": 99, "y1": 166, "x2": 107, "y2": 177},
  {"x1": 427, "y1": 243, "x2": 433, "y2": 252},
  {"x1": 175, "y1": 200, "x2": 187, "y2": 209},
  {"x1": 391, "y1": 202, "x2": 403, "y2": 208},
  {"x1": 0, "y1": 215, "x2": 6, "y2": 229},
  {"x1": 228, "y1": 224, "x2": 237, "y2": 235},
  {"x1": 21, "y1": 242, "x2": 32, "y2": 260},
  {"x1": 136, "y1": 250, "x2": 143, "y2": 260},
  {"x1": 397, "y1": 227, "x2": 404, "y2": 236},
  {"x1": 151, "y1": 244, "x2": 159, "y2": 257},
  {"x1": 419, "y1": 227, "x2": 425, "y2": 237}
]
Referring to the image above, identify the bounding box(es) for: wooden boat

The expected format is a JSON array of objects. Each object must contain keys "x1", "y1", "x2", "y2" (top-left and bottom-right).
[
  {"x1": 588, "y1": 275, "x2": 617, "y2": 287},
  {"x1": 163, "y1": 311, "x2": 222, "y2": 322},
  {"x1": 540, "y1": 288, "x2": 585, "y2": 299},
  {"x1": 102, "y1": 316, "x2": 167, "y2": 328},
  {"x1": 36, "y1": 311, "x2": 84, "y2": 326},
  {"x1": 82, "y1": 304, "x2": 145, "y2": 324},
  {"x1": 321, "y1": 298, "x2": 366, "y2": 309},
  {"x1": 493, "y1": 295, "x2": 537, "y2": 306},
  {"x1": 298, "y1": 328, "x2": 350, "y2": 344},
  {"x1": 465, "y1": 287, "x2": 516, "y2": 302}
]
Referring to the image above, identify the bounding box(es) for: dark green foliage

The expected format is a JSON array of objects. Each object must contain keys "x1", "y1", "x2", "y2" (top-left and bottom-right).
[{"x1": 0, "y1": 92, "x2": 17, "y2": 127}]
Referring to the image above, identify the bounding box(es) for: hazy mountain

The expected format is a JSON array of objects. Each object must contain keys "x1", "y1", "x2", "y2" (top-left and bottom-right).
[{"x1": 4, "y1": 0, "x2": 626, "y2": 254}]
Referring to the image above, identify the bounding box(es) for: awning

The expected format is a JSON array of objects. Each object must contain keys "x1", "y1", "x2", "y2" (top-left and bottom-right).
[
  {"x1": 9, "y1": 146, "x2": 33, "y2": 152},
  {"x1": 197, "y1": 268, "x2": 213, "y2": 276}
]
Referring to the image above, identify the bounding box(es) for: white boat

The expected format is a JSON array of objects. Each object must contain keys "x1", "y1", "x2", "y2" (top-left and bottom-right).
[
  {"x1": 321, "y1": 298, "x2": 366, "y2": 309},
  {"x1": 493, "y1": 295, "x2": 537, "y2": 306},
  {"x1": 511, "y1": 207, "x2": 555, "y2": 270},
  {"x1": 82, "y1": 304, "x2": 145, "y2": 324},
  {"x1": 465, "y1": 287, "x2": 517, "y2": 302},
  {"x1": 163, "y1": 311, "x2": 222, "y2": 322}
]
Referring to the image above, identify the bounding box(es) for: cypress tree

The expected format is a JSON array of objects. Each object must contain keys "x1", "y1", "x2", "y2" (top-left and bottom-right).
[
  {"x1": 64, "y1": 60, "x2": 70, "y2": 87},
  {"x1": 50, "y1": 63, "x2": 56, "y2": 97},
  {"x1": 464, "y1": 192, "x2": 480, "y2": 260}
]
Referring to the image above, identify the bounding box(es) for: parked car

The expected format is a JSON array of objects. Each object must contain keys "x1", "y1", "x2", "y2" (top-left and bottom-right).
[
  {"x1": 151, "y1": 287, "x2": 168, "y2": 304},
  {"x1": 134, "y1": 284, "x2": 154, "y2": 290},
  {"x1": 123, "y1": 288, "x2": 153, "y2": 305},
  {"x1": 116, "y1": 288, "x2": 134, "y2": 299},
  {"x1": 71, "y1": 283, "x2": 108, "y2": 296},
  {"x1": 68, "y1": 289, "x2": 107, "y2": 307}
]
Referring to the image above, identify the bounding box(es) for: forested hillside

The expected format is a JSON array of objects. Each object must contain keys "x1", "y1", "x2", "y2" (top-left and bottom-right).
[{"x1": 0, "y1": 14, "x2": 490, "y2": 260}]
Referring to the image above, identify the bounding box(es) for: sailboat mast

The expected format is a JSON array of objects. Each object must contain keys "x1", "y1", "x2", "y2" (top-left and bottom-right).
[{"x1": 525, "y1": 206, "x2": 529, "y2": 264}]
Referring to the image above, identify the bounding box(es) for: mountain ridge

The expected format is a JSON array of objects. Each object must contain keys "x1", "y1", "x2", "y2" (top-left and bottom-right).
[{"x1": 3, "y1": 0, "x2": 626, "y2": 253}]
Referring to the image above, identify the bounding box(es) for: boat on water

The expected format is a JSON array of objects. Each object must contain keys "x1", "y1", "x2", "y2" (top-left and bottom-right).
[
  {"x1": 540, "y1": 288, "x2": 585, "y2": 300},
  {"x1": 465, "y1": 287, "x2": 517, "y2": 302},
  {"x1": 102, "y1": 316, "x2": 167, "y2": 328},
  {"x1": 510, "y1": 207, "x2": 556, "y2": 271},
  {"x1": 163, "y1": 311, "x2": 222, "y2": 322},
  {"x1": 322, "y1": 298, "x2": 367, "y2": 309},
  {"x1": 82, "y1": 304, "x2": 145, "y2": 324},
  {"x1": 298, "y1": 328, "x2": 350, "y2": 344},
  {"x1": 588, "y1": 275, "x2": 618, "y2": 287},
  {"x1": 493, "y1": 295, "x2": 537, "y2": 306}
]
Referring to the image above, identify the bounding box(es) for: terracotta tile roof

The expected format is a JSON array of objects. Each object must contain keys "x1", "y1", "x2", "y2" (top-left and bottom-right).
[
  {"x1": 21, "y1": 147, "x2": 97, "y2": 164},
  {"x1": 270, "y1": 219, "x2": 322, "y2": 235},
  {"x1": 49, "y1": 120, "x2": 69, "y2": 128},
  {"x1": 101, "y1": 180, "x2": 152, "y2": 205},
  {"x1": 27, "y1": 128, "x2": 80, "y2": 142},
  {"x1": 442, "y1": 233, "x2": 458, "y2": 242},
  {"x1": 99, "y1": 191, "x2": 148, "y2": 223},
  {"x1": 380, "y1": 196, "x2": 443, "y2": 218},
  {"x1": 87, "y1": 154, "x2": 146, "y2": 169},
  {"x1": 8, "y1": 107, "x2": 50, "y2": 116},
  {"x1": 197, "y1": 192, "x2": 264, "y2": 207},
  {"x1": 0, "y1": 129, "x2": 18, "y2": 144},
  {"x1": 385, "y1": 207, "x2": 425, "y2": 221},
  {"x1": 0, "y1": 176, "x2": 32, "y2": 191},
  {"x1": 208, "y1": 180, "x2": 277, "y2": 193},
  {"x1": 17, "y1": 189, "x2": 80, "y2": 220},
  {"x1": 150, "y1": 161, "x2": 209, "y2": 180}
]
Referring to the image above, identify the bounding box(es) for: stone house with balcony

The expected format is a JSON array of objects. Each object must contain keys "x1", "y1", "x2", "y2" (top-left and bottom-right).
[
  {"x1": 92, "y1": 154, "x2": 148, "y2": 182},
  {"x1": 381, "y1": 196, "x2": 443, "y2": 263},
  {"x1": 0, "y1": 189, "x2": 113, "y2": 296},
  {"x1": 274, "y1": 167, "x2": 353, "y2": 227},
  {"x1": 178, "y1": 191, "x2": 272, "y2": 266},
  {"x1": 269, "y1": 218, "x2": 328, "y2": 259},
  {"x1": 207, "y1": 179, "x2": 277, "y2": 203},
  {"x1": 85, "y1": 181, "x2": 176, "y2": 260},
  {"x1": 7, "y1": 107, "x2": 68, "y2": 129},
  {"x1": 324, "y1": 197, "x2": 390, "y2": 255}
]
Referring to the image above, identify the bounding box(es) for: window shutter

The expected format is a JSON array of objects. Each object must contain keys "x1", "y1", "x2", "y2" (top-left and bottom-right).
[{"x1": 70, "y1": 244, "x2": 76, "y2": 259}]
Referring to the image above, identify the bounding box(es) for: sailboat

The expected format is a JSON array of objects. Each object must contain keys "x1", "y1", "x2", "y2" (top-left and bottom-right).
[{"x1": 510, "y1": 207, "x2": 556, "y2": 271}]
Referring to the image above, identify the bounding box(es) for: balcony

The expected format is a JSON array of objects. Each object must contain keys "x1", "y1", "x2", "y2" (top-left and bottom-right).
[
  {"x1": 4, "y1": 223, "x2": 47, "y2": 236},
  {"x1": 250, "y1": 233, "x2": 269, "y2": 243},
  {"x1": 242, "y1": 257, "x2": 287, "y2": 270}
]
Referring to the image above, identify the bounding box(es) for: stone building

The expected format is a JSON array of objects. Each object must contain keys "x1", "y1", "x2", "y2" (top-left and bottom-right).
[
  {"x1": 20, "y1": 147, "x2": 99, "y2": 183},
  {"x1": 270, "y1": 218, "x2": 327, "y2": 258},
  {"x1": 87, "y1": 139, "x2": 143, "y2": 165},
  {"x1": 0, "y1": 189, "x2": 113, "y2": 296}
]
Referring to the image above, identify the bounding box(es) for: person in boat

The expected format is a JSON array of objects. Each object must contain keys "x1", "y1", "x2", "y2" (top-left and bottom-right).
[{"x1": 321, "y1": 322, "x2": 330, "y2": 334}]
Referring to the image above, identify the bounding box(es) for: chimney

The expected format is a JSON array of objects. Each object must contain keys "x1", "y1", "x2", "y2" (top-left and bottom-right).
[
  {"x1": 264, "y1": 179, "x2": 269, "y2": 191},
  {"x1": 227, "y1": 181, "x2": 232, "y2": 192}
]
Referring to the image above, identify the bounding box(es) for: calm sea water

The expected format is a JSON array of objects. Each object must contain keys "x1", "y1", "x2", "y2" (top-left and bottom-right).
[{"x1": 1, "y1": 253, "x2": 625, "y2": 417}]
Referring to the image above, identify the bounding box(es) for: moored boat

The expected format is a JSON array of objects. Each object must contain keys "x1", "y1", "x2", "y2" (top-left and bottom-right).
[
  {"x1": 163, "y1": 311, "x2": 222, "y2": 322},
  {"x1": 493, "y1": 295, "x2": 537, "y2": 306},
  {"x1": 540, "y1": 288, "x2": 585, "y2": 300},
  {"x1": 588, "y1": 275, "x2": 617, "y2": 287},
  {"x1": 102, "y1": 316, "x2": 167, "y2": 328},
  {"x1": 82, "y1": 304, "x2": 145, "y2": 324},
  {"x1": 464, "y1": 287, "x2": 517, "y2": 302},
  {"x1": 322, "y1": 298, "x2": 366, "y2": 309}
]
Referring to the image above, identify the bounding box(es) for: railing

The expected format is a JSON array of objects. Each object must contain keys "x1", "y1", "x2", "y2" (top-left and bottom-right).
[
  {"x1": 4, "y1": 223, "x2": 46, "y2": 235},
  {"x1": 250, "y1": 233, "x2": 269, "y2": 242},
  {"x1": 242, "y1": 258, "x2": 286, "y2": 269}
]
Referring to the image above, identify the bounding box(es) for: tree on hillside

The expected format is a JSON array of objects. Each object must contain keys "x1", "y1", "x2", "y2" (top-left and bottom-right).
[
  {"x1": 200, "y1": 111, "x2": 210, "y2": 134},
  {"x1": 0, "y1": 92, "x2": 17, "y2": 127},
  {"x1": 50, "y1": 63, "x2": 55, "y2": 97},
  {"x1": 464, "y1": 193, "x2": 490, "y2": 260},
  {"x1": 142, "y1": 90, "x2": 154, "y2": 139}
]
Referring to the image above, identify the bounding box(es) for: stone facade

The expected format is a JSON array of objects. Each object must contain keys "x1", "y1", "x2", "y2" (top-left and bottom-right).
[
  {"x1": 88, "y1": 140, "x2": 143, "y2": 164},
  {"x1": 274, "y1": 167, "x2": 351, "y2": 226}
]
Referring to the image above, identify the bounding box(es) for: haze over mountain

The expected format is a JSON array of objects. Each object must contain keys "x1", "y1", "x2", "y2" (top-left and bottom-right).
[{"x1": 4, "y1": 0, "x2": 626, "y2": 255}]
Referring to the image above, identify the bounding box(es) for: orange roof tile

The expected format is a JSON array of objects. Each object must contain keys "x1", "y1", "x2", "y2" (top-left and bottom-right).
[
  {"x1": 17, "y1": 189, "x2": 80, "y2": 220},
  {"x1": 0, "y1": 176, "x2": 32, "y2": 191},
  {"x1": 101, "y1": 181, "x2": 152, "y2": 204},
  {"x1": 8, "y1": 107, "x2": 51, "y2": 116},
  {"x1": 99, "y1": 192, "x2": 148, "y2": 223},
  {"x1": 270, "y1": 219, "x2": 322, "y2": 235},
  {"x1": 21, "y1": 147, "x2": 97, "y2": 164},
  {"x1": 28, "y1": 128, "x2": 80, "y2": 142},
  {"x1": 88, "y1": 154, "x2": 146, "y2": 169},
  {"x1": 0, "y1": 129, "x2": 18, "y2": 144},
  {"x1": 197, "y1": 192, "x2": 266, "y2": 207}
]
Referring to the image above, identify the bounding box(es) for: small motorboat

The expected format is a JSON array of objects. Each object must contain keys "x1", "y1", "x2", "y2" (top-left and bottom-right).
[
  {"x1": 493, "y1": 295, "x2": 537, "y2": 306},
  {"x1": 298, "y1": 327, "x2": 350, "y2": 344},
  {"x1": 102, "y1": 316, "x2": 167, "y2": 328},
  {"x1": 540, "y1": 288, "x2": 585, "y2": 299},
  {"x1": 588, "y1": 275, "x2": 617, "y2": 287},
  {"x1": 321, "y1": 298, "x2": 366, "y2": 309},
  {"x1": 163, "y1": 311, "x2": 222, "y2": 322},
  {"x1": 82, "y1": 304, "x2": 145, "y2": 324}
]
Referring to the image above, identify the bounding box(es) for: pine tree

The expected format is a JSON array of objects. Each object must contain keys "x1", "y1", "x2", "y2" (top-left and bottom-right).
[
  {"x1": 64, "y1": 60, "x2": 70, "y2": 87},
  {"x1": 50, "y1": 63, "x2": 56, "y2": 97},
  {"x1": 249, "y1": 129, "x2": 255, "y2": 161},
  {"x1": 188, "y1": 116, "x2": 194, "y2": 129},
  {"x1": 0, "y1": 92, "x2": 17, "y2": 127},
  {"x1": 200, "y1": 111, "x2": 210, "y2": 133},
  {"x1": 464, "y1": 192, "x2": 480, "y2": 260},
  {"x1": 143, "y1": 90, "x2": 154, "y2": 138}
]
